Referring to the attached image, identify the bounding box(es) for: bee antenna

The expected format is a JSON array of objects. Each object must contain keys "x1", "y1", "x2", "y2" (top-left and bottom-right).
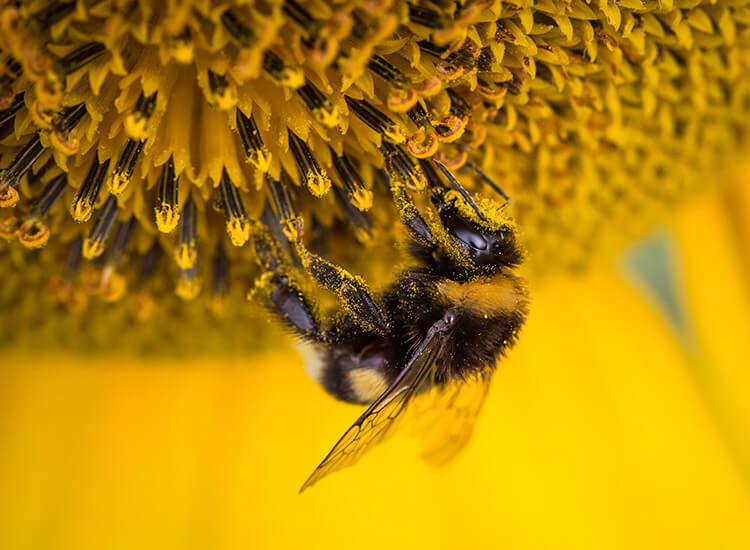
[
  {"x1": 464, "y1": 160, "x2": 512, "y2": 204},
  {"x1": 417, "y1": 158, "x2": 444, "y2": 190},
  {"x1": 433, "y1": 160, "x2": 487, "y2": 221}
]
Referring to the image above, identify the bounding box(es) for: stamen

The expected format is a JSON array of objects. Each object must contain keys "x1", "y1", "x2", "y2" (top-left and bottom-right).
[
  {"x1": 29, "y1": 173, "x2": 67, "y2": 219},
  {"x1": 155, "y1": 155, "x2": 180, "y2": 233},
  {"x1": 133, "y1": 240, "x2": 160, "y2": 319},
  {"x1": 83, "y1": 195, "x2": 118, "y2": 259},
  {"x1": 221, "y1": 9, "x2": 255, "y2": 48},
  {"x1": 447, "y1": 88, "x2": 471, "y2": 119},
  {"x1": 105, "y1": 217, "x2": 134, "y2": 268},
  {"x1": 0, "y1": 57, "x2": 22, "y2": 96},
  {"x1": 29, "y1": 2, "x2": 76, "y2": 32},
  {"x1": 266, "y1": 173, "x2": 299, "y2": 241},
  {"x1": 17, "y1": 219, "x2": 50, "y2": 249},
  {"x1": 297, "y1": 81, "x2": 340, "y2": 127},
  {"x1": 332, "y1": 183, "x2": 372, "y2": 242},
  {"x1": 380, "y1": 142, "x2": 426, "y2": 191},
  {"x1": 445, "y1": 47, "x2": 478, "y2": 71},
  {"x1": 72, "y1": 157, "x2": 110, "y2": 222},
  {"x1": 287, "y1": 130, "x2": 331, "y2": 197},
  {"x1": 259, "y1": 201, "x2": 290, "y2": 253},
  {"x1": 237, "y1": 109, "x2": 271, "y2": 173},
  {"x1": 345, "y1": 96, "x2": 405, "y2": 143},
  {"x1": 0, "y1": 134, "x2": 45, "y2": 199},
  {"x1": 418, "y1": 40, "x2": 448, "y2": 59},
  {"x1": 207, "y1": 70, "x2": 237, "y2": 110},
  {"x1": 433, "y1": 115, "x2": 467, "y2": 143},
  {"x1": 413, "y1": 77, "x2": 442, "y2": 98},
  {"x1": 49, "y1": 103, "x2": 87, "y2": 155},
  {"x1": 175, "y1": 194, "x2": 197, "y2": 269},
  {"x1": 236, "y1": 108, "x2": 271, "y2": 172},
  {"x1": 408, "y1": 5, "x2": 446, "y2": 29},
  {"x1": 387, "y1": 88, "x2": 418, "y2": 113},
  {"x1": 417, "y1": 158, "x2": 444, "y2": 189},
  {"x1": 262, "y1": 51, "x2": 304, "y2": 89},
  {"x1": 53, "y1": 42, "x2": 106, "y2": 79},
  {"x1": 477, "y1": 47, "x2": 493, "y2": 72},
  {"x1": 436, "y1": 147, "x2": 467, "y2": 169},
  {"x1": 433, "y1": 160, "x2": 487, "y2": 221},
  {"x1": 176, "y1": 264, "x2": 200, "y2": 300},
  {"x1": 282, "y1": 0, "x2": 320, "y2": 39},
  {"x1": 0, "y1": 92, "x2": 24, "y2": 126},
  {"x1": 168, "y1": 27, "x2": 194, "y2": 64},
  {"x1": 138, "y1": 240, "x2": 162, "y2": 283},
  {"x1": 367, "y1": 55, "x2": 409, "y2": 88},
  {"x1": 266, "y1": 174, "x2": 297, "y2": 223},
  {"x1": 125, "y1": 91, "x2": 157, "y2": 140},
  {"x1": 219, "y1": 168, "x2": 250, "y2": 247},
  {"x1": 210, "y1": 239, "x2": 229, "y2": 312},
  {"x1": 465, "y1": 159, "x2": 510, "y2": 202},
  {"x1": 407, "y1": 126, "x2": 438, "y2": 158},
  {"x1": 418, "y1": 40, "x2": 476, "y2": 70},
  {"x1": 330, "y1": 150, "x2": 372, "y2": 211},
  {"x1": 110, "y1": 138, "x2": 144, "y2": 195},
  {"x1": 0, "y1": 215, "x2": 21, "y2": 240},
  {"x1": 63, "y1": 235, "x2": 83, "y2": 282},
  {"x1": 407, "y1": 102, "x2": 430, "y2": 127},
  {"x1": 350, "y1": 10, "x2": 368, "y2": 39},
  {"x1": 98, "y1": 217, "x2": 134, "y2": 302},
  {"x1": 476, "y1": 79, "x2": 506, "y2": 102}
]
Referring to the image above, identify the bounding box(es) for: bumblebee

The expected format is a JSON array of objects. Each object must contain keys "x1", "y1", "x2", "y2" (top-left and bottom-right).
[{"x1": 249, "y1": 157, "x2": 528, "y2": 492}]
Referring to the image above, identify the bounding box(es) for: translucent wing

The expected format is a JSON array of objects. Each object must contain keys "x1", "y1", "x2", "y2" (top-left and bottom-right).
[
  {"x1": 299, "y1": 317, "x2": 450, "y2": 492},
  {"x1": 413, "y1": 369, "x2": 494, "y2": 466}
]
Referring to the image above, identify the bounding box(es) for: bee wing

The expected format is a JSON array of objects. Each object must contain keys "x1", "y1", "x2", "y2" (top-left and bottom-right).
[
  {"x1": 413, "y1": 369, "x2": 493, "y2": 467},
  {"x1": 299, "y1": 319, "x2": 448, "y2": 492}
]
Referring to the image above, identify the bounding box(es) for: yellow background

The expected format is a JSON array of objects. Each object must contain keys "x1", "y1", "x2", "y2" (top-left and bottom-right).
[{"x1": 1, "y1": 180, "x2": 749, "y2": 549}]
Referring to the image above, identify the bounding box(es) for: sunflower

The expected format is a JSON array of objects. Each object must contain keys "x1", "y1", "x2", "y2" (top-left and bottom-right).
[
  {"x1": 1, "y1": 2, "x2": 749, "y2": 547},
  {"x1": 1, "y1": 0, "x2": 749, "y2": 344}
]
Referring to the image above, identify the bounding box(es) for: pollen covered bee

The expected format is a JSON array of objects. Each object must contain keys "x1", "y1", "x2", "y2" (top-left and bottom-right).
[{"x1": 249, "y1": 158, "x2": 528, "y2": 492}]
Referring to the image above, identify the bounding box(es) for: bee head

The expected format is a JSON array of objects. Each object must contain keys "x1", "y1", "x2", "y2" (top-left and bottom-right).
[{"x1": 433, "y1": 191, "x2": 524, "y2": 275}]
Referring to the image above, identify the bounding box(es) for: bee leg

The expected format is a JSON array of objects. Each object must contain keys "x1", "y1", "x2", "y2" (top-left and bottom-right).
[
  {"x1": 287, "y1": 217, "x2": 390, "y2": 335},
  {"x1": 252, "y1": 271, "x2": 324, "y2": 342},
  {"x1": 265, "y1": 175, "x2": 390, "y2": 336},
  {"x1": 248, "y1": 211, "x2": 325, "y2": 343},
  {"x1": 383, "y1": 169, "x2": 436, "y2": 248}
]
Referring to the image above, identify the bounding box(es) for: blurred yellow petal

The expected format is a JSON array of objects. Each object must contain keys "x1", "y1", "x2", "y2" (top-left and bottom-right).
[
  {"x1": 2, "y1": 176, "x2": 749, "y2": 548},
  {"x1": 671, "y1": 170, "x2": 750, "y2": 477}
]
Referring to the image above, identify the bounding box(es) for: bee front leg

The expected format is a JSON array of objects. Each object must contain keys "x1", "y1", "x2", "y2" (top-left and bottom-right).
[
  {"x1": 247, "y1": 213, "x2": 326, "y2": 343},
  {"x1": 262, "y1": 174, "x2": 389, "y2": 337},
  {"x1": 286, "y1": 217, "x2": 390, "y2": 336},
  {"x1": 250, "y1": 270, "x2": 324, "y2": 343}
]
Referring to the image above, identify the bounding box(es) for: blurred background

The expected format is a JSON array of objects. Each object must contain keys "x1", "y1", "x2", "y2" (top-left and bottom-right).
[{"x1": 1, "y1": 173, "x2": 749, "y2": 549}]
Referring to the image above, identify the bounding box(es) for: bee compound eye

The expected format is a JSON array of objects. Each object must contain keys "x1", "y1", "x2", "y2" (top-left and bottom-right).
[{"x1": 450, "y1": 219, "x2": 488, "y2": 251}]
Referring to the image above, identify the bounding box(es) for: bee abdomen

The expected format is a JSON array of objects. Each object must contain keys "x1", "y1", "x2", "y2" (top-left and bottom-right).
[{"x1": 320, "y1": 344, "x2": 394, "y2": 405}]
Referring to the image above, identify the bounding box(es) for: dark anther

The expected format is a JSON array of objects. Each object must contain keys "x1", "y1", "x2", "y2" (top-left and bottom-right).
[
  {"x1": 367, "y1": 55, "x2": 409, "y2": 88},
  {"x1": 29, "y1": 173, "x2": 67, "y2": 218},
  {"x1": 54, "y1": 43, "x2": 106, "y2": 79},
  {"x1": 221, "y1": 9, "x2": 255, "y2": 47}
]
